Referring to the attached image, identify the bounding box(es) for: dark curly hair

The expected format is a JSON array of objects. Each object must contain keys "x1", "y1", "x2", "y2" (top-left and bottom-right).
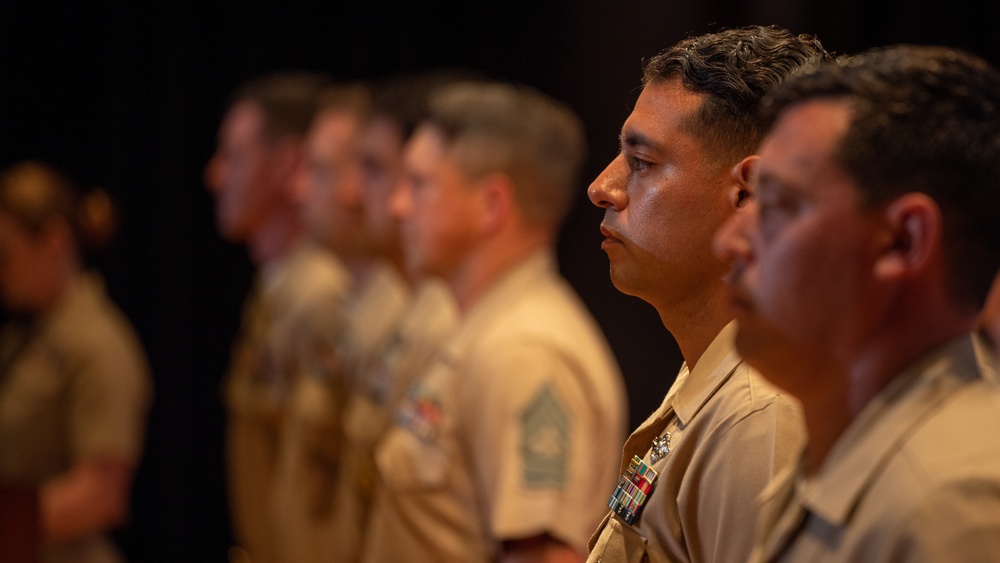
[
  {"x1": 643, "y1": 25, "x2": 830, "y2": 165},
  {"x1": 763, "y1": 45, "x2": 1000, "y2": 308}
]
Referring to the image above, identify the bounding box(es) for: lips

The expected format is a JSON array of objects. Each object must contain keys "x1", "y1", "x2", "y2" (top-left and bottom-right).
[{"x1": 600, "y1": 223, "x2": 624, "y2": 245}]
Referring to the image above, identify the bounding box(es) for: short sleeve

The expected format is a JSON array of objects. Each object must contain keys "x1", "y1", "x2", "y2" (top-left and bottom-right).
[{"x1": 459, "y1": 338, "x2": 608, "y2": 553}]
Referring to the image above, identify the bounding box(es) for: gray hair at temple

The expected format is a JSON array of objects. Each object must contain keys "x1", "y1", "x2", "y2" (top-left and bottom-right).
[{"x1": 424, "y1": 81, "x2": 586, "y2": 228}]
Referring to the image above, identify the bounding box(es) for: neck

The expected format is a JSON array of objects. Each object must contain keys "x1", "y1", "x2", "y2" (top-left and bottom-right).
[
  {"x1": 797, "y1": 300, "x2": 975, "y2": 475},
  {"x1": 248, "y1": 207, "x2": 301, "y2": 266},
  {"x1": 450, "y1": 229, "x2": 550, "y2": 313},
  {"x1": 656, "y1": 279, "x2": 733, "y2": 371},
  {"x1": 36, "y1": 262, "x2": 82, "y2": 316}
]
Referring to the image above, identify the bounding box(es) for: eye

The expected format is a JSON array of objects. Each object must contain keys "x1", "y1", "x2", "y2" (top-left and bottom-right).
[{"x1": 628, "y1": 155, "x2": 651, "y2": 172}]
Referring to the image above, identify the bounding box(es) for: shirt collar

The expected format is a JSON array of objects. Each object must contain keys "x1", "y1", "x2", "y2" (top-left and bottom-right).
[{"x1": 672, "y1": 320, "x2": 743, "y2": 426}]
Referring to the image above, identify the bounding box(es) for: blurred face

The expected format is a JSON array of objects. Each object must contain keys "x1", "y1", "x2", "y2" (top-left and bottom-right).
[
  {"x1": 204, "y1": 101, "x2": 282, "y2": 242},
  {"x1": 297, "y1": 109, "x2": 365, "y2": 255},
  {"x1": 359, "y1": 115, "x2": 405, "y2": 257},
  {"x1": 0, "y1": 213, "x2": 57, "y2": 312},
  {"x1": 588, "y1": 79, "x2": 735, "y2": 312},
  {"x1": 391, "y1": 124, "x2": 481, "y2": 281},
  {"x1": 713, "y1": 99, "x2": 885, "y2": 390}
]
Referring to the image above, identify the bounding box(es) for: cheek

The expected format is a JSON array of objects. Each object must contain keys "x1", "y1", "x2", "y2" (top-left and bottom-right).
[
  {"x1": 755, "y1": 228, "x2": 866, "y2": 337},
  {"x1": 629, "y1": 177, "x2": 729, "y2": 262}
]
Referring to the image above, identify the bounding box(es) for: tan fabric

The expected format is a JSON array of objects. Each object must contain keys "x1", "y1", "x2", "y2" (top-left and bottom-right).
[
  {"x1": 329, "y1": 279, "x2": 458, "y2": 563},
  {"x1": 973, "y1": 329, "x2": 999, "y2": 384},
  {"x1": 362, "y1": 251, "x2": 628, "y2": 562},
  {"x1": 223, "y1": 242, "x2": 352, "y2": 563},
  {"x1": 750, "y1": 335, "x2": 1000, "y2": 562},
  {"x1": 0, "y1": 274, "x2": 152, "y2": 563},
  {"x1": 588, "y1": 321, "x2": 805, "y2": 563},
  {"x1": 270, "y1": 260, "x2": 410, "y2": 563}
]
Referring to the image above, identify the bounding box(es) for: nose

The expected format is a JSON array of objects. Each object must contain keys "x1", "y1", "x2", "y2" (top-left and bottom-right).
[
  {"x1": 389, "y1": 176, "x2": 412, "y2": 219},
  {"x1": 587, "y1": 156, "x2": 627, "y2": 210},
  {"x1": 204, "y1": 154, "x2": 223, "y2": 194},
  {"x1": 713, "y1": 201, "x2": 757, "y2": 268}
]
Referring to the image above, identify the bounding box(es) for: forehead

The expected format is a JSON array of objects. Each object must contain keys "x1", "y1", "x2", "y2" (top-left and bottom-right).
[
  {"x1": 757, "y1": 99, "x2": 853, "y2": 190},
  {"x1": 405, "y1": 124, "x2": 450, "y2": 168},
  {"x1": 623, "y1": 78, "x2": 706, "y2": 148},
  {"x1": 362, "y1": 115, "x2": 405, "y2": 153},
  {"x1": 308, "y1": 109, "x2": 361, "y2": 154},
  {"x1": 220, "y1": 100, "x2": 266, "y2": 142}
]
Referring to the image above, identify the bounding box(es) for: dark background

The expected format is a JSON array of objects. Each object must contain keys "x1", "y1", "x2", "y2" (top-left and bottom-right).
[{"x1": 2, "y1": 2, "x2": 998, "y2": 560}]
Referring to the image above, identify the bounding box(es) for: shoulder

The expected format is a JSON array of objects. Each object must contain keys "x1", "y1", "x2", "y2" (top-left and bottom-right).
[
  {"x1": 273, "y1": 245, "x2": 353, "y2": 311},
  {"x1": 893, "y1": 380, "x2": 1000, "y2": 483},
  {"x1": 48, "y1": 279, "x2": 145, "y2": 364},
  {"x1": 707, "y1": 363, "x2": 803, "y2": 430}
]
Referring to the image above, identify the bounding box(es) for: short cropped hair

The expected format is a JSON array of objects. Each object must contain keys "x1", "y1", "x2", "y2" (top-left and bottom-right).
[
  {"x1": 425, "y1": 81, "x2": 586, "y2": 228},
  {"x1": 369, "y1": 70, "x2": 485, "y2": 142},
  {"x1": 764, "y1": 45, "x2": 1000, "y2": 307},
  {"x1": 317, "y1": 81, "x2": 371, "y2": 117},
  {"x1": 231, "y1": 71, "x2": 332, "y2": 139},
  {"x1": 644, "y1": 26, "x2": 830, "y2": 166}
]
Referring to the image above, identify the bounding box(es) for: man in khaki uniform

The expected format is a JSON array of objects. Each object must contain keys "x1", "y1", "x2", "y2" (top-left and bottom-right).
[
  {"x1": 714, "y1": 44, "x2": 1000, "y2": 561},
  {"x1": 586, "y1": 27, "x2": 828, "y2": 562},
  {"x1": 362, "y1": 81, "x2": 627, "y2": 562},
  {"x1": 266, "y1": 83, "x2": 414, "y2": 563},
  {"x1": 327, "y1": 74, "x2": 461, "y2": 563},
  {"x1": 205, "y1": 72, "x2": 352, "y2": 563}
]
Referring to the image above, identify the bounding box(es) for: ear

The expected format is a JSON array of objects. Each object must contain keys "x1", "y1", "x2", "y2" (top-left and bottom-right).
[
  {"x1": 873, "y1": 192, "x2": 941, "y2": 281},
  {"x1": 477, "y1": 172, "x2": 515, "y2": 234},
  {"x1": 728, "y1": 155, "x2": 759, "y2": 210}
]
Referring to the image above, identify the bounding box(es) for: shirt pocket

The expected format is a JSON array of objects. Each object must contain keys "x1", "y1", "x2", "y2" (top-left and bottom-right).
[
  {"x1": 589, "y1": 516, "x2": 649, "y2": 563},
  {"x1": 375, "y1": 426, "x2": 450, "y2": 491}
]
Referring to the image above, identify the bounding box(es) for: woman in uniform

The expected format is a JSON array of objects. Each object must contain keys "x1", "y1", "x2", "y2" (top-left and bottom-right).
[{"x1": 0, "y1": 161, "x2": 152, "y2": 562}]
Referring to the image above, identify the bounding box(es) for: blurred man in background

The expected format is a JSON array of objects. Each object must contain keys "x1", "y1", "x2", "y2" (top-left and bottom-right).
[
  {"x1": 205, "y1": 72, "x2": 351, "y2": 563},
  {"x1": 363, "y1": 81, "x2": 627, "y2": 562}
]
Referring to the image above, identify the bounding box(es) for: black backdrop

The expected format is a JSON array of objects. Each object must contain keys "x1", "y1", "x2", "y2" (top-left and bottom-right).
[{"x1": 2, "y1": 2, "x2": 998, "y2": 560}]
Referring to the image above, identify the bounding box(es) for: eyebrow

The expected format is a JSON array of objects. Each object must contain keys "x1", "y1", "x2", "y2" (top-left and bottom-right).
[{"x1": 620, "y1": 128, "x2": 665, "y2": 154}]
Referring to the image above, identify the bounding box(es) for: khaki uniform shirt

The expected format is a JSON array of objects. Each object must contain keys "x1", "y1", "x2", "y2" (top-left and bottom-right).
[
  {"x1": 751, "y1": 334, "x2": 1000, "y2": 562},
  {"x1": 329, "y1": 279, "x2": 458, "y2": 563},
  {"x1": 270, "y1": 260, "x2": 410, "y2": 563},
  {"x1": 588, "y1": 321, "x2": 805, "y2": 563},
  {"x1": 362, "y1": 251, "x2": 628, "y2": 562},
  {"x1": 0, "y1": 274, "x2": 152, "y2": 563},
  {"x1": 224, "y1": 242, "x2": 352, "y2": 563}
]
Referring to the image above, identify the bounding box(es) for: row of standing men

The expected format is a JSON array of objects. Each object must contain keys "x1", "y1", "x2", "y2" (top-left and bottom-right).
[
  {"x1": 3, "y1": 22, "x2": 999, "y2": 563},
  {"x1": 207, "y1": 25, "x2": 1000, "y2": 563}
]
